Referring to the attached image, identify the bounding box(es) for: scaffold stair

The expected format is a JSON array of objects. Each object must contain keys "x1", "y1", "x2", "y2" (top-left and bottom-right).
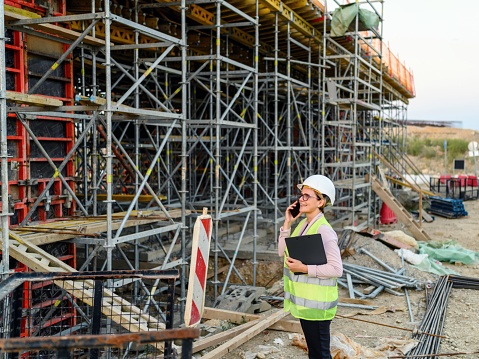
[
  {"x1": 371, "y1": 176, "x2": 431, "y2": 242},
  {"x1": 2, "y1": 231, "x2": 165, "y2": 333}
]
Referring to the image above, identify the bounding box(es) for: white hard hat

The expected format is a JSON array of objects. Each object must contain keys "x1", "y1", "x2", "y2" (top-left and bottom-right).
[{"x1": 297, "y1": 175, "x2": 336, "y2": 206}]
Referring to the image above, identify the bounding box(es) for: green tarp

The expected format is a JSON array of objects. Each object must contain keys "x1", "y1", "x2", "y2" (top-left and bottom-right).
[
  {"x1": 410, "y1": 240, "x2": 479, "y2": 276},
  {"x1": 331, "y1": 3, "x2": 380, "y2": 37},
  {"x1": 418, "y1": 241, "x2": 479, "y2": 265}
]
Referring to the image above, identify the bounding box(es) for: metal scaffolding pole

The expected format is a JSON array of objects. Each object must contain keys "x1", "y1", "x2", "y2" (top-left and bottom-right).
[
  {"x1": 322, "y1": 0, "x2": 384, "y2": 228},
  {"x1": 0, "y1": 0, "x2": 9, "y2": 275},
  {"x1": 273, "y1": 12, "x2": 280, "y2": 236},
  {"x1": 252, "y1": 0, "x2": 260, "y2": 286},
  {"x1": 180, "y1": 0, "x2": 188, "y2": 323},
  {"x1": 104, "y1": 0, "x2": 114, "y2": 271}
]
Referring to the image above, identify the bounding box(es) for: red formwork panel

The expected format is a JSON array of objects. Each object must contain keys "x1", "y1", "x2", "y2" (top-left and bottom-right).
[
  {"x1": 5, "y1": 0, "x2": 66, "y2": 16},
  {"x1": 3, "y1": 30, "x2": 76, "y2": 226},
  {"x1": 3, "y1": 6, "x2": 78, "y2": 340},
  {"x1": 5, "y1": 28, "x2": 28, "y2": 225}
]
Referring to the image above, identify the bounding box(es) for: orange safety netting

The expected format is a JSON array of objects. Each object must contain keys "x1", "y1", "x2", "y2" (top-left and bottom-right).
[
  {"x1": 359, "y1": 35, "x2": 415, "y2": 97},
  {"x1": 384, "y1": 41, "x2": 415, "y2": 97}
]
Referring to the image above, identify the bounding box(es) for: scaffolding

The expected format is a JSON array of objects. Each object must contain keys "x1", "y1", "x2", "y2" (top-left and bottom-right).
[{"x1": 0, "y1": 0, "x2": 415, "y2": 335}]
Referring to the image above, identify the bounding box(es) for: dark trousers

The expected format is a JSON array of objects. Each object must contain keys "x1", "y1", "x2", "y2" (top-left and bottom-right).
[{"x1": 300, "y1": 319, "x2": 332, "y2": 359}]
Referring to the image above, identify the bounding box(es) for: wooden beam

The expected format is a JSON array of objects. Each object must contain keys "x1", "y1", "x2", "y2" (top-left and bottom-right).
[
  {"x1": 14, "y1": 209, "x2": 186, "y2": 246},
  {"x1": 5, "y1": 6, "x2": 106, "y2": 47},
  {"x1": 385, "y1": 175, "x2": 436, "y2": 197},
  {"x1": 203, "y1": 307, "x2": 301, "y2": 333},
  {"x1": 6, "y1": 91, "x2": 63, "y2": 107},
  {"x1": 193, "y1": 319, "x2": 260, "y2": 353},
  {"x1": 199, "y1": 309, "x2": 288, "y2": 358}
]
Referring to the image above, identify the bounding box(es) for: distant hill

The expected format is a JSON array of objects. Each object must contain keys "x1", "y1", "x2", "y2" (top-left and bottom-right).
[
  {"x1": 406, "y1": 126, "x2": 479, "y2": 176},
  {"x1": 407, "y1": 126, "x2": 479, "y2": 142}
]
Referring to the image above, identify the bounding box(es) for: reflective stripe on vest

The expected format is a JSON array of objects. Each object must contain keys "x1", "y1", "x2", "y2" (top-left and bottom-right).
[
  {"x1": 283, "y1": 215, "x2": 338, "y2": 321},
  {"x1": 284, "y1": 292, "x2": 339, "y2": 311},
  {"x1": 283, "y1": 267, "x2": 337, "y2": 286}
]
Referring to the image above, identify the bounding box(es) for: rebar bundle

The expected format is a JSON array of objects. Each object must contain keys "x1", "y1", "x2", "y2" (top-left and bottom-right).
[
  {"x1": 405, "y1": 275, "x2": 479, "y2": 358},
  {"x1": 338, "y1": 262, "x2": 419, "y2": 299}
]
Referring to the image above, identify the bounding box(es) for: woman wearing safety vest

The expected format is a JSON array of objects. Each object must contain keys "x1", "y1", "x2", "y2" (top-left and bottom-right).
[{"x1": 278, "y1": 175, "x2": 343, "y2": 359}]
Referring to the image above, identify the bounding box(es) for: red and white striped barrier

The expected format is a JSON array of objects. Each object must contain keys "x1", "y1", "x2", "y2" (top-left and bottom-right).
[{"x1": 184, "y1": 208, "x2": 212, "y2": 327}]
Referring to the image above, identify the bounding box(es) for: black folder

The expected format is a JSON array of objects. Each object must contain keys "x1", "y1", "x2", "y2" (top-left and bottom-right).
[{"x1": 285, "y1": 234, "x2": 327, "y2": 272}]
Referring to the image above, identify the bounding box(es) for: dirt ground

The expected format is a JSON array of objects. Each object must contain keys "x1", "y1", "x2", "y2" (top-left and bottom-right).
[
  {"x1": 197, "y1": 199, "x2": 479, "y2": 359},
  {"x1": 194, "y1": 126, "x2": 479, "y2": 358}
]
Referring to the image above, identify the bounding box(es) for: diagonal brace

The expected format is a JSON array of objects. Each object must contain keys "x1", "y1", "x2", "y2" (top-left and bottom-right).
[
  {"x1": 17, "y1": 113, "x2": 96, "y2": 226},
  {"x1": 28, "y1": 19, "x2": 99, "y2": 95}
]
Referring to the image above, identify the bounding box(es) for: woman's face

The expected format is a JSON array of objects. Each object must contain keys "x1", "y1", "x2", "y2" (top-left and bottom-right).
[{"x1": 298, "y1": 187, "x2": 323, "y2": 213}]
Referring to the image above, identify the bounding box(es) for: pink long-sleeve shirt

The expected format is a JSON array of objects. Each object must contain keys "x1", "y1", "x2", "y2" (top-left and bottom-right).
[{"x1": 278, "y1": 213, "x2": 343, "y2": 279}]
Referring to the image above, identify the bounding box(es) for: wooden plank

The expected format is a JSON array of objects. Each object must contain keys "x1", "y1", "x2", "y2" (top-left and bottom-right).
[
  {"x1": 76, "y1": 95, "x2": 136, "y2": 113},
  {"x1": 193, "y1": 319, "x2": 260, "y2": 353},
  {"x1": 376, "y1": 234, "x2": 413, "y2": 250},
  {"x1": 385, "y1": 175, "x2": 436, "y2": 197},
  {"x1": 420, "y1": 209, "x2": 434, "y2": 223},
  {"x1": 374, "y1": 150, "x2": 436, "y2": 223},
  {"x1": 203, "y1": 307, "x2": 301, "y2": 333},
  {"x1": 339, "y1": 297, "x2": 375, "y2": 306},
  {"x1": 3, "y1": 4, "x2": 41, "y2": 19},
  {"x1": 6, "y1": 91, "x2": 63, "y2": 107},
  {"x1": 15, "y1": 209, "x2": 186, "y2": 246},
  {"x1": 92, "y1": 193, "x2": 167, "y2": 202},
  {"x1": 16, "y1": 218, "x2": 157, "y2": 245},
  {"x1": 363, "y1": 285, "x2": 377, "y2": 295},
  {"x1": 5, "y1": 6, "x2": 106, "y2": 47},
  {"x1": 199, "y1": 309, "x2": 288, "y2": 358}
]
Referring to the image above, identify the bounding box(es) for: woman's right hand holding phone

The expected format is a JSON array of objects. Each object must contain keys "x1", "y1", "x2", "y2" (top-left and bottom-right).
[{"x1": 284, "y1": 200, "x2": 300, "y2": 230}]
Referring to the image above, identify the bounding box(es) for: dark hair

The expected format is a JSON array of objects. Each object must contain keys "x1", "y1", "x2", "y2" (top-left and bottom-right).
[{"x1": 318, "y1": 195, "x2": 330, "y2": 212}]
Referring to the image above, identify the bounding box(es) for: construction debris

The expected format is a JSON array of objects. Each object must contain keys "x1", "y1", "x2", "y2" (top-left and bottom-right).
[
  {"x1": 381, "y1": 230, "x2": 418, "y2": 249},
  {"x1": 198, "y1": 309, "x2": 288, "y2": 358},
  {"x1": 256, "y1": 331, "x2": 417, "y2": 359},
  {"x1": 214, "y1": 285, "x2": 271, "y2": 314}
]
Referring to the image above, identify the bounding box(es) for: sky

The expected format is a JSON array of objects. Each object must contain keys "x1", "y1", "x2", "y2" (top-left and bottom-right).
[
  {"x1": 326, "y1": 1, "x2": 479, "y2": 131},
  {"x1": 381, "y1": 0, "x2": 479, "y2": 131}
]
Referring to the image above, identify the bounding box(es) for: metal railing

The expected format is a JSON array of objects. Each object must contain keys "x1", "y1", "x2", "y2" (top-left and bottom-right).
[{"x1": 0, "y1": 270, "x2": 198, "y2": 358}]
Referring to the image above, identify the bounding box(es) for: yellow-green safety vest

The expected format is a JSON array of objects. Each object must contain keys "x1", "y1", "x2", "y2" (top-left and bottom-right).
[{"x1": 283, "y1": 216, "x2": 338, "y2": 321}]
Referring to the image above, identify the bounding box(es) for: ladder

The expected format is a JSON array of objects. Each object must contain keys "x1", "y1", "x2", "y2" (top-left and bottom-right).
[
  {"x1": 3, "y1": 231, "x2": 165, "y2": 333},
  {"x1": 371, "y1": 176, "x2": 431, "y2": 241}
]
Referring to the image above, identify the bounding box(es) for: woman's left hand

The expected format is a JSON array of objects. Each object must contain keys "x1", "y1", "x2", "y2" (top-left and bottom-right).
[{"x1": 286, "y1": 257, "x2": 308, "y2": 274}]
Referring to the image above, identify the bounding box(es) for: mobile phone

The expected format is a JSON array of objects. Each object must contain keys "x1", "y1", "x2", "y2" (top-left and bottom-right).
[{"x1": 289, "y1": 201, "x2": 300, "y2": 217}]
